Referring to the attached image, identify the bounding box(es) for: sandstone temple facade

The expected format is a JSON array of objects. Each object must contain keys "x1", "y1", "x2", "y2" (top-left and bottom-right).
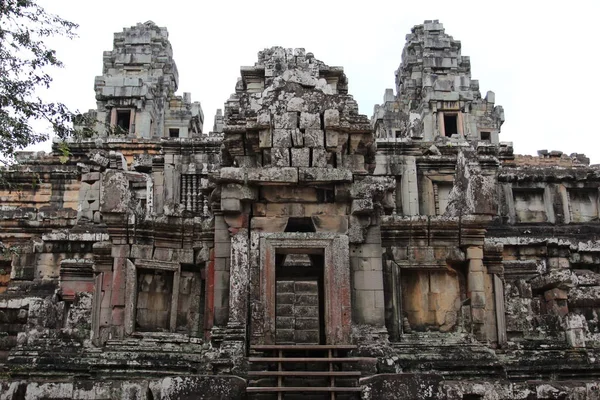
[{"x1": 1, "y1": 20, "x2": 599, "y2": 399}]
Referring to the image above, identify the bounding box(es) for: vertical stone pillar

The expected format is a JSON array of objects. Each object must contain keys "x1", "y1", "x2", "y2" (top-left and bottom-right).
[
  {"x1": 213, "y1": 213, "x2": 231, "y2": 326},
  {"x1": 401, "y1": 156, "x2": 419, "y2": 215},
  {"x1": 493, "y1": 275, "x2": 507, "y2": 346},
  {"x1": 467, "y1": 246, "x2": 486, "y2": 338},
  {"x1": 351, "y1": 226, "x2": 385, "y2": 327},
  {"x1": 228, "y1": 229, "x2": 249, "y2": 326}
]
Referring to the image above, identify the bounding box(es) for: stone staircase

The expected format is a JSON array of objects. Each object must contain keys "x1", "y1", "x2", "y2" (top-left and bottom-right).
[{"x1": 246, "y1": 344, "x2": 372, "y2": 399}]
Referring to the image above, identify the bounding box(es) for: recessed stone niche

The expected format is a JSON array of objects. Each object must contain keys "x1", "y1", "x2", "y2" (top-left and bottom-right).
[
  {"x1": 513, "y1": 189, "x2": 547, "y2": 223},
  {"x1": 568, "y1": 189, "x2": 599, "y2": 223},
  {"x1": 435, "y1": 182, "x2": 453, "y2": 215},
  {"x1": 401, "y1": 267, "x2": 465, "y2": 332}
]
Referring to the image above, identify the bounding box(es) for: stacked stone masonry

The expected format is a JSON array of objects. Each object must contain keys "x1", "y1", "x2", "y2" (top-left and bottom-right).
[{"x1": 1, "y1": 20, "x2": 600, "y2": 399}]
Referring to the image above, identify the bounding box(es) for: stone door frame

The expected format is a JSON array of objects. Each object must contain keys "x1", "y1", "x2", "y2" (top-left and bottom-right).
[
  {"x1": 255, "y1": 232, "x2": 351, "y2": 344},
  {"x1": 124, "y1": 259, "x2": 181, "y2": 335}
]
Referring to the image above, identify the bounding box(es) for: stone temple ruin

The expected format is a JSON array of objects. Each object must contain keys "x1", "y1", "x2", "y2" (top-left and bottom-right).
[{"x1": 1, "y1": 20, "x2": 600, "y2": 399}]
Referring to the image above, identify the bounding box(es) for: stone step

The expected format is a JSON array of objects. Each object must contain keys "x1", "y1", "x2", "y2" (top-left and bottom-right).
[
  {"x1": 251, "y1": 344, "x2": 357, "y2": 351},
  {"x1": 248, "y1": 371, "x2": 361, "y2": 377},
  {"x1": 247, "y1": 387, "x2": 362, "y2": 393},
  {"x1": 248, "y1": 357, "x2": 370, "y2": 363}
]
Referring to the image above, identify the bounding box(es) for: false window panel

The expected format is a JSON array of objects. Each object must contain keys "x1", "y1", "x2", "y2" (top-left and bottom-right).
[
  {"x1": 136, "y1": 269, "x2": 174, "y2": 332},
  {"x1": 569, "y1": 189, "x2": 599, "y2": 222},
  {"x1": 513, "y1": 190, "x2": 547, "y2": 223}
]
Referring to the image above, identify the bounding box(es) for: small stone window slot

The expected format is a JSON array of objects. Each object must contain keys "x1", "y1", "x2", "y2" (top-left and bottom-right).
[
  {"x1": 316, "y1": 188, "x2": 335, "y2": 203},
  {"x1": 480, "y1": 131, "x2": 491, "y2": 141},
  {"x1": 116, "y1": 109, "x2": 132, "y2": 133},
  {"x1": 443, "y1": 114, "x2": 458, "y2": 137},
  {"x1": 285, "y1": 217, "x2": 316, "y2": 233},
  {"x1": 169, "y1": 128, "x2": 180, "y2": 138}
]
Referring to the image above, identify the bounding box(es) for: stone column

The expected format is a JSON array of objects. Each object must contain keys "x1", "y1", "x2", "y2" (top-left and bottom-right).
[
  {"x1": 467, "y1": 246, "x2": 486, "y2": 338},
  {"x1": 401, "y1": 156, "x2": 419, "y2": 215},
  {"x1": 228, "y1": 229, "x2": 249, "y2": 326},
  {"x1": 351, "y1": 226, "x2": 385, "y2": 327},
  {"x1": 213, "y1": 213, "x2": 231, "y2": 326}
]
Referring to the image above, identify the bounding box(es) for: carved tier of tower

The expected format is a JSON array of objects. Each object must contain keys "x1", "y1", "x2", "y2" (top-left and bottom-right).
[{"x1": 374, "y1": 20, "x2": 504, "y2": 143}]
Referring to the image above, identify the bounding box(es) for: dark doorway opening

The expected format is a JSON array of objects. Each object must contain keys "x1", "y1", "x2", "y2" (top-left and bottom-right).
[
  {"x1": 275, "y1": 250, "x2": 325, "y2": 344},
  {"x1": 443, "y1": 114, "x2": 458, "y2": 137}
]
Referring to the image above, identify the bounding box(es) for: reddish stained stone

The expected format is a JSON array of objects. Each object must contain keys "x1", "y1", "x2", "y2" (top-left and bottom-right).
[
  {"x1": 111, "y1": 258, "x2": 126, "y2": 306},
  {"x1": 111, "y1": 307, "x2": 125, "y2": 325},
  {"x1": 61, "y1": 281, "x2": 95, "y2": 299}
]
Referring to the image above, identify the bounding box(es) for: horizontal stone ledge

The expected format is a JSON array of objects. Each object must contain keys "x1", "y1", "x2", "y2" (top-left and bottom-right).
[
  {"x1": 298, "y1": 167, "x2": 353, "y2": 182},
  {"x1": 219, "y1": 167, "x2": 356, "y2": 184},
  {"x1": 218, "y1": 167, "x2": 299, "y2": 184},
  {"x1": 135, "y1": 259, "x2": 180, "y2": 271}
]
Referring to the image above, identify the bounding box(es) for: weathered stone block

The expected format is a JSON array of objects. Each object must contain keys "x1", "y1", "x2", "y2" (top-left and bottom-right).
[
  {"x1": 153, "y1": 247, "x2": 174, "y2": 262},
  {"x1": 222, "y1": 183, "x2": 258, "y2": 201},
  {"x1": 311, "y1": 215, "x2": 348, "y2": 233},
  {"x1": 291, "y1": 128, "x2": 304, "y2": 147},
  {"x1": 544, "y1": 288, "x2": 568, "y2": 301},
  {"x1": 324, "y1": 109, "x2": 340, "y2": 128},
  {"x1": 277, "y1": 280, "x2": 295, "y2": 293},
  {"x1": 466, "y1": 247, "x2": 484, "y2": 260},
  {"x1": 276, "y1": 316, "x2": 294, "y2": 329},
  {"x1": 251, "y1": 217, "x2": 289, "y2": 232},
  {"x1": 272, "y1": 147, "x2": 290, "y2": 167},
  {"x1": 300, "y1": 112, "x2": 320, "y2": 129},
  {"x1": 294, "y1": 294, "x2": 318, "y2": 306},
  {"x1": 81, "y1": 172, "x2": 101, "y2": 183},
  {"x1": 291, "y1": 148, "x2": 310, "y2": 167},
  {"x1": 295, "y1": 330, "x2": 319, "y2": 344},
  {"x1": 294, "y1": 281, "x2": 318, "y2": 293},
  {"x1": 276, "y1": 329, "x2": 294, "y2": 342},
  {"x1": 273, "y1": 112, "x2": 297, "y2": 129},
  {"x1": 295, "y1": 317, "x2": 319, "y2": 330},
  {"x1": 130, "y1": 244, "x2": 152, "y2": 259},
  {"x1": 111, "y1": 245, "x2": 130, "y2": 258},
  {"x1": 351, "y1": 198, "x2": 374, "y2": 215},
  {"x1": 298, "y1": 168, "x2": 352, "y2": 183},
  {"x1": 247, "y1": 167, "x2": 298, "y2": 183},
  {"x1": 259, "y1": 129, "x2": 272, "y2": 148},
  {"x1": 272, "y1": 129, "x2": 292, "y2": 147},
  {"x1": 221, "y1": 198, "x2": 242, "y2": 212},
  {"x1": 304, "y1": 129, "x2": 324, "y2": 148},
  {"x1": 311, "y1": 148, "x2": 327, "y2": 167},
  {"x1": 276, "y1": 304, "x2": 294, "y2": 317},
  {"x1": 325, "y1": 129, "x2": 339, "y2": 148},
  {"x1": 276, "y1": 293, "x2": 295, "y2": 304}
]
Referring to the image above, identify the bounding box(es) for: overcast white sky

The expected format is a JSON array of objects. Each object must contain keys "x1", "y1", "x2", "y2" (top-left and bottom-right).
[{"x1": 33, "y1": 0, "x2": 600, "y2": 162}]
